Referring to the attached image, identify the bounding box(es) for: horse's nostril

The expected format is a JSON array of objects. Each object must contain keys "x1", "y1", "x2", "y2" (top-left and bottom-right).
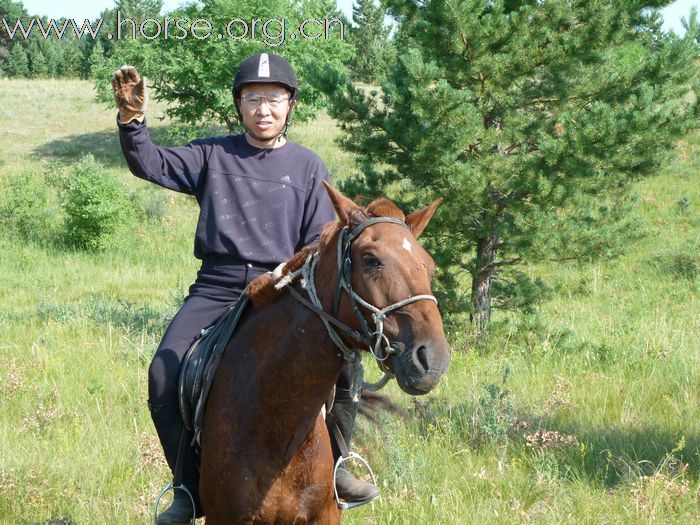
[{"x1": 415, "y1": 345, "x2": 429, "y2": 372}]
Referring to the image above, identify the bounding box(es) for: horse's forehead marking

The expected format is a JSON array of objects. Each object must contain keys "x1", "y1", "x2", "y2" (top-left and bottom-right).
[{"x1": 402, "y1": 237, "x2": 412, "y2": 252}]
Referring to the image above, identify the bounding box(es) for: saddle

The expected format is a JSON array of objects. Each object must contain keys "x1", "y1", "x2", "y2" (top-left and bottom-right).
[{"x1": 178, "y1": 292, "x2": 250, "y2": 445}]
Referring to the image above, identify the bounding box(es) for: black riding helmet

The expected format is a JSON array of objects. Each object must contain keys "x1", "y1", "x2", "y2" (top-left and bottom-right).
[
  {"x1": 232, "y1": 53, "x2": 298, "y2": 141},
  {"x1": 232, "y1": 52, "x2": 298, "y2": 99}
]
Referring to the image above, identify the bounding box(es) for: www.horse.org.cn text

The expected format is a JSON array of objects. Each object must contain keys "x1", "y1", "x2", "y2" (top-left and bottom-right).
[{"x1": 1, "y1": 11, "x2": 346, "y2": 47}]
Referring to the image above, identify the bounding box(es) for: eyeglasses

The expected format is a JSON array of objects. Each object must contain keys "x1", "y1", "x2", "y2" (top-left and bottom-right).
[{"x1": 239, "y1": 93, "x2": 290, "y2": 108}]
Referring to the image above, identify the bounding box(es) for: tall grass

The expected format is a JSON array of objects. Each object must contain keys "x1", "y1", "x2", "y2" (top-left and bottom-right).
[{"x1": 1, "y1": 79, "x2": 698, "y2": 524}]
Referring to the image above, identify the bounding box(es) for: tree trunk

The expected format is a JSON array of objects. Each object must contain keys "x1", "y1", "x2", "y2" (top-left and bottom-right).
[
  {"x1": 470, "y1": 230, "x2": 499, "y2": 336},
  {"x1": 225, "y1": 115, "x2": 237, "y2": 135}
]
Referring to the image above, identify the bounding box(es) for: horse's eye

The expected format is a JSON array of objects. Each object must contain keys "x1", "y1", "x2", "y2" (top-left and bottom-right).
[{"x1": 361, "y1": 253, "x2": 382, "y2": 270}]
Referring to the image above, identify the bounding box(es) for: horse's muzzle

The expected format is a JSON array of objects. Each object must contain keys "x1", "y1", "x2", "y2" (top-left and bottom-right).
[{"x1": 391, "y1": 338, "x2": 451, "y2": 395}]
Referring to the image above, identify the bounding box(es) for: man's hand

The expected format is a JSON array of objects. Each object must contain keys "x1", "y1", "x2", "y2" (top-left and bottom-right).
[{"x1": 111, "y1": 65, "x2": 148, "y2": 124}]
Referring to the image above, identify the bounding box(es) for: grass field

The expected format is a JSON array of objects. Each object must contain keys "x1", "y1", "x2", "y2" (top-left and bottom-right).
[{"x1": 0, "y1": 78, "x2": 698, "y2": 524}]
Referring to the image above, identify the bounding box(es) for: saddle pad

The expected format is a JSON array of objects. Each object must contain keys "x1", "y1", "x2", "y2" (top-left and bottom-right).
[{"x1": 178, "y1": 293, "x2": 250, "y2": 444}]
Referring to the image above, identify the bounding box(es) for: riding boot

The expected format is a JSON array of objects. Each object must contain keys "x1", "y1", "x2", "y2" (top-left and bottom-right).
[
  {"x1": 149, "y1": 402, "x2": 203, "y2": 524},
  {"x1": 327, "y1": 388, "x2": 380, "y2": 505}
]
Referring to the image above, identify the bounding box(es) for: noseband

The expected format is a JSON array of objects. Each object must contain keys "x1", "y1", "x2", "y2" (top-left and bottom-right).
[{"x1": 285, "y1": 216, "x2": 438, "y2": 394}]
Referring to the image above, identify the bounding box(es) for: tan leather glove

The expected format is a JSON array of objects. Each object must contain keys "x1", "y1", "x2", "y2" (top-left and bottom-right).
[{"x1": 111, "y1": 65, "x2": 147, "y2": 124}]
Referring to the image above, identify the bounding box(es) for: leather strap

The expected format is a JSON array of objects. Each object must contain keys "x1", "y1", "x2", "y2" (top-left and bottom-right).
[
  {"x1": 173, "y1": 426, "x2": 191, "y2": 486},
  {"x1": 326, "y1": 413, "x2": 350, "y2": 459},
  {"x1": 287, "y1": 285, "x2": 372, "y2": 348},
  {"x1": 192, "y1": 294, "x2": 250, "y2": 443}
]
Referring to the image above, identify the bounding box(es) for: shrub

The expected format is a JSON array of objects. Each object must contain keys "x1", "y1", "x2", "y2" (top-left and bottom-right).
[
  {"x1": 465, "y1": 368, "x2": 516, "y2": 446},
  {"x1": 60, "y1": 154, "x2": 135, "y2": 251},
  {"x1": 650, "y1": 245, "x2": 700, "y2": 281},
  {"x1": 0, "y1": 171, "x2": 58, "y2": 243},
  {"x1": 129, "y1": 186, "x2": 169, "y2": 223},
  {"x1": 474, "y1": 378, "x2": 516, "y2": 444}
]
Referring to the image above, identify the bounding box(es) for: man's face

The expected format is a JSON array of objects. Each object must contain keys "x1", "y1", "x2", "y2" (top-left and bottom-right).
[{"x1": 238, "y1": 83, "x2": 293, "y2": 140}]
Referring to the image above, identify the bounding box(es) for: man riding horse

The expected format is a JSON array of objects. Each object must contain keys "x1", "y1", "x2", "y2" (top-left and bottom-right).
[{"x1": 112, "y1": 53, "x2": 379, "y2": 524}]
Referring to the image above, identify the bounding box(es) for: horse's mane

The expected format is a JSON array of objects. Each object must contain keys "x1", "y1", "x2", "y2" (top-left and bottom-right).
[
  {"x1": 247, "y1": 245, "x2": 314, "y2": 307},
  {"x1": 366, "y1": 198, "x2": 405, "y2": 222},
  {"x1": 248, "y1": 197, "x2": 406, "y2": 308}
]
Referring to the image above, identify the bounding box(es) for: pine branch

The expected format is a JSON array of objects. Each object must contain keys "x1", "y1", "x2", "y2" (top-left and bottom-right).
[
  {"x1": 153, "y1": 82, "x2": 200, "y2": 100},
  {"x1": 546, "y1": 240, "x2": 607, "y2": 262},
  {"x1": 486, "y1": 257, "x2": 522, "y2": 271},
  {"x1": 529, "y1": 97, "x2": 561, "y2": 105},
  {"x1": 463, "y1": 141, "x2": 482, "y2": 156},
  {"x1": 460, "y1": 32, "x2": 475, "y2": 62},
  {"x1": 504, "y1": 142, "x2": 522, "y2": 155}
]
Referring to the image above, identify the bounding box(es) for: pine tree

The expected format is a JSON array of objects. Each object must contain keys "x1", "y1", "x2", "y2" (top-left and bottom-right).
[
  {"x1": 317, "y1": 0, "x2": 700, "y2": 334},
  {"x1": 27, "y1": 41, "x2": 48, "y2": 78},
  {"x1": 88, "y1": 41, "x2": 105, "y2": 78},
  {"x1": 348, "y1": 0, "x2": 392, "y2": 83},
  {"x1": 0, "y1": 0, "x2": 28, "y2": 64},
  {"x1": 7, "y1": 43, "x2": 29, "y2": 78},
  {"x1": 60, "y1": 40, "x2": 82, "y2": 78},
  {"x1": 41, "y1": 39, "x2": 61, "y2": 78},
  {"x1": 117, "y1": 0, "x2": 164, "y2": 19},
  {"x1": 96, "y1": 0, "x2": 164, "y2": 59}
]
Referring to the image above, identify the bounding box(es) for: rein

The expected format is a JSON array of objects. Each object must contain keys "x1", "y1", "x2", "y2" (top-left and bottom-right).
[{"x1": 281, "y1": 216, "x2": 438, "y2": 396}]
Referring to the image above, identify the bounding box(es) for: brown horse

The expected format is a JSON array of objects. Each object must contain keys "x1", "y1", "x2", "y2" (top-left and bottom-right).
[{"x1": 199, "y1": 183, "x2": 451, "y2": 524}]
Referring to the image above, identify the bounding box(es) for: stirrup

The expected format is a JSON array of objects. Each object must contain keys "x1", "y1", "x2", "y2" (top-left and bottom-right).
[
  {"x1": 154, "y1": 481, "x2": 196, "y2": 525},
  {"x1": 333, "y1": 452, "x2": 379, "y2": 510}
]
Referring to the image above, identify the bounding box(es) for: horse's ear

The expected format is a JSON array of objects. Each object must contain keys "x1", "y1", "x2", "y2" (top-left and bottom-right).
[
  {"x1": 323, "y1": 180, "x2": 360, "y2": 226},
  {"x1": 406, "y1": 198, "x2": 443, "y2": 238}
]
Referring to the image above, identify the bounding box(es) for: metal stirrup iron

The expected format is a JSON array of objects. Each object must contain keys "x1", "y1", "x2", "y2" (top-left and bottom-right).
[
  {"x1": 153, "y1": 427, "x2": 196, "y2": 525},
  {"x1": 153, "y1": 483, "x2": 196, "y2": 525},
  {"x1": 333, "y1": 454, "x2": 378, "y2": 510},
  {"x1": 331, "y1": 422, "x2": 378, "y2": 510}
]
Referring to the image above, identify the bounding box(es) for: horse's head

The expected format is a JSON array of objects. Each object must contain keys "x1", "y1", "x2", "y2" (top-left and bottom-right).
[{"x1": 322, "y1": 182, "x2": 451, "y2": 395}]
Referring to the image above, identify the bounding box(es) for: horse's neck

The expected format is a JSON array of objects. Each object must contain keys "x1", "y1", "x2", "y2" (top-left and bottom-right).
[{"x1": 240, "y1": 282, "x2": 344, "y2": 454}]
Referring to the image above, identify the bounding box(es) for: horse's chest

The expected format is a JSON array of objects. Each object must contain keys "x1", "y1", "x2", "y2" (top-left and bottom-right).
[{"x1": 201, "y1": 417, "x2": 339, "y2": 524}]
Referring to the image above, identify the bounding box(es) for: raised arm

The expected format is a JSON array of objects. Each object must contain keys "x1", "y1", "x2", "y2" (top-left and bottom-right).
[{"x1": 112, "y1": 65, "x2": 205, "y2": 195}]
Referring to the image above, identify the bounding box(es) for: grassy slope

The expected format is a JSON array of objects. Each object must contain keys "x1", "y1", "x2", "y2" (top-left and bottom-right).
[{"x1": 0, "y1": 79, "x2": 698, "y2": 524}]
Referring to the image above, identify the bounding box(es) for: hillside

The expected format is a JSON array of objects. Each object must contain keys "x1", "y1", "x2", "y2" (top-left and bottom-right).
[{"x1": 0, "y1": 79, "x2": 698, "y2": 524}]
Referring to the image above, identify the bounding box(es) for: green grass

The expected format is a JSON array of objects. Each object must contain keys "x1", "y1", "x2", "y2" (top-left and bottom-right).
[{"x1": 1, "y1": 78, "x2": 699, "y2": 524}]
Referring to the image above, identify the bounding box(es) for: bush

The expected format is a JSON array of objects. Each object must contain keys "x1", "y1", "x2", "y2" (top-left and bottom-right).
[
  {"x1": 60, "y1": 154, "x2": 135, "y2": 251},
  {"x1": 650, "y1": 245, "x2": 700, "y2": 281},
  {"x1": 0, "y1": 171, "x2": 58, "y2": 244},
  {"x1": 473, "y1": 371, "x2": 516, "y2": 445},
  {"x1": 129, "y1": 186, "x2": 169, "y2": 223}
]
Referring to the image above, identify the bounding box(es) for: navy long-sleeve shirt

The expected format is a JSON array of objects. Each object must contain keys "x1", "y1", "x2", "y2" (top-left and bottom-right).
[{"x1": 118, "y1": 117, "x2": 336, "y2": 266}]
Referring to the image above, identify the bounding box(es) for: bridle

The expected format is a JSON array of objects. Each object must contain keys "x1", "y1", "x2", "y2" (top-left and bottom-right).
[
  {"x1": 333, "y1": 217, "x2": 438, "y2": 364},
  {"x1": 285, "y1": 216, "x2": 438, "y2": 394}
]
